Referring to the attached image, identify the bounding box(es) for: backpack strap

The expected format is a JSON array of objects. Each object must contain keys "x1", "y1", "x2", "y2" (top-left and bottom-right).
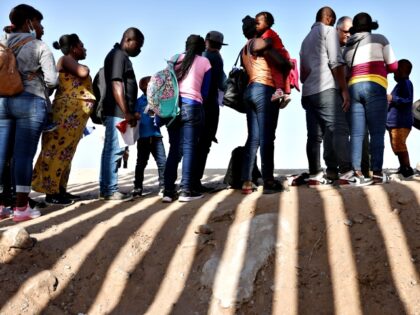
[
  {"x1": 168, "y1": 54, "x2": 180, "y2": 67},
  {"x1": 165, "y1": 53, "x2": 181, "y2": 127},
  {"x1": 233, "y1": 50, "x2": 242, "y2": 67},
  {"x1": 350, "y1": 40, "x2": 361, "y2": 69},
  {"x1": 241, "y1": 41, "x2": 253, "y2": 71},
  {"x1": 0, "y1": 37, "x2": 34, "y2": 53},
  {"x1": 10, "y1": 37, "x2": 35, "y2": 52}
]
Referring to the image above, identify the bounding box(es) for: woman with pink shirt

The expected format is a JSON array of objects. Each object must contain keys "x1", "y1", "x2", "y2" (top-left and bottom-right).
[{"x1": 162, "y1": 35, "x2": 211, "y2": 203}]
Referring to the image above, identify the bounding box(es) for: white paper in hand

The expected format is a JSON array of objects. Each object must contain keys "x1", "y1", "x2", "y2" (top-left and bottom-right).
[{"x1": 116, "y1": 120, "x2": 139, "y2": 146}]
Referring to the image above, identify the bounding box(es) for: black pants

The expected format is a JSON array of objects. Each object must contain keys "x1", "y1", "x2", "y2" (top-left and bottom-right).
[
  {"x1": 194, "y1": 102, "x2": 219, "y2": 189},
  {"x1": 134, "y1": 137, "x2": 167, "y2": 189}
]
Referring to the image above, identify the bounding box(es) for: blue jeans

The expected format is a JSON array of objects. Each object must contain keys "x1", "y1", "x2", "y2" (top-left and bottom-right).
[
  {"x1": 302, "y1": 89, "x2": 352, "y2": 175},
  {"x1": 134, "y1": 136, "x2": 167, "y2": 189},
  {"x1": 164, "y1": 103, "x2": 203, "y2": 192},
  {"x1": 99, "y1": 116, "x2": 125, "y2": 196},
  {"x1": 0, "y1": 92, "x2": 47, "y2": 194},
  {"x1": 349, "y1": 82, "x2": 387, "y2": 172},
  {"x1": 241, "y1": 82, "x2": 279, "y2": 182}
]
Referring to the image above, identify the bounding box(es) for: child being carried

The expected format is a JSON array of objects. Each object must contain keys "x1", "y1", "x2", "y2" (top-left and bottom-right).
[{"x1": 255, "y1": 11, "x2": 293, "y2": 108}]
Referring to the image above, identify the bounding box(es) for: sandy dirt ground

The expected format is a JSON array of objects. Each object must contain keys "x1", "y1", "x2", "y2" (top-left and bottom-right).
[{"x1": 0, "y1": 169, "x2": 419, "y2": 315}]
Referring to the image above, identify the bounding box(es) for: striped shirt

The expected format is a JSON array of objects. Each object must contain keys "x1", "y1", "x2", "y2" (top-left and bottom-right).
[{"x1": 343, "y1": 32, "x2": 397, "y2": 89}]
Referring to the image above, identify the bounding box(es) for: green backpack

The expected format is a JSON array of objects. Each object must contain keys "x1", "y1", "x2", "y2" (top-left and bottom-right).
[{"x1": 145, "y1": 54, "x2": 180, "y2": 124}]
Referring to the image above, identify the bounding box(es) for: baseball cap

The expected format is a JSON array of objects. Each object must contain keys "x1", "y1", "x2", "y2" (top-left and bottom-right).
[{"x1": 205, "y1": 31, "x2": 228, "y2": 45}]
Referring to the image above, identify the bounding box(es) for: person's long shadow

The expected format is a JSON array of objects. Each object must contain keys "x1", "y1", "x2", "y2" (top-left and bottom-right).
[
  {"x1": 64, "y1": 170, "x2": 142, "y2": 195},
  {"x1": 0, "y1": 194, "x2": 129, "y2": 233},
  {"x1": 0, "y1": 187, "x2": 105, "y2": 231},
  {"x1": 170, "y1": 189, "x2": 259, "y2": 314},
  {"x1": 381, "y1": 181, "x2": 420, "y2": 279},
  {"x1": 0, "y1": 197, "x2": 160, "y2": 309},
  {"x1": 338, "y1": 185, "x2": 406, "y2": 314},
  {"x1": 106, "y1": 192, "x2": 223, "y2": 314},
  {"x1": 297, "y1": 186, "x2": 335, "y2": 314},
  {"x1": 64, "y1": 181, "x2": 101, "y2": 195},
  {"x1": 0, "y1": 172, "x2": 150, "y2": 230},
  {"x1": 37, "y1": 196, "x2": 168, "y2": 314},
  {"x1": 233, "y1": 192, "x2": 280, "y2": 313}
]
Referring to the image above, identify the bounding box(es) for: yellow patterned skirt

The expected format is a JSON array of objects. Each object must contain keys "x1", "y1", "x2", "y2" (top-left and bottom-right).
[{"x1": 32, "y1": 97, "x2": 94, "y2": 194}]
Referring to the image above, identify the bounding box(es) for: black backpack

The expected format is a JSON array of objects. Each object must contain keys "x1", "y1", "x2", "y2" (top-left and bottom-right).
[
  {"x1": 223, "y1": 146, "x2": 261, "y2": 189},
  {"x1": 413, "y1": 99, "x2": 420, "y2": 130},
  {"x1": 90, "y1": 67, "x2": 106, "y2": 125}
]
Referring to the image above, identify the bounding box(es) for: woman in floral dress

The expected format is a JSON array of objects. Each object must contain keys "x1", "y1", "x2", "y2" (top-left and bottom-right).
[{"x1": 32, "y1": 34, "x2": 95, "y2": 205}]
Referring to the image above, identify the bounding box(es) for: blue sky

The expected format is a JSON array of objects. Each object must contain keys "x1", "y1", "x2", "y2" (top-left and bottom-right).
[{"x1": 1, "y1": 1, "x2": 419, "y2": 170}]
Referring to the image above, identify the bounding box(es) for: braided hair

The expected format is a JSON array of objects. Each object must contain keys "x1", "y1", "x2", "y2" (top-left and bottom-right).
[{"x1": 176, "y1": 34, "x2": 205, "y2": 81}]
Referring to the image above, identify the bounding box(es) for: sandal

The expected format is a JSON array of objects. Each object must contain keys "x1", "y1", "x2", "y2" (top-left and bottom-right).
[{"x1": 242, "y1": 181, "x2": 257, "y2": 194}]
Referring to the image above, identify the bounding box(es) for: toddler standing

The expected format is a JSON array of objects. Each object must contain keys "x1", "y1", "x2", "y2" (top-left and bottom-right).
[
  {"x1": 386, "y1": 59, "x2": 414, "y2": 179},
  {"x1": 132, "y1": 76, "x2": 167, "y2": 197}
]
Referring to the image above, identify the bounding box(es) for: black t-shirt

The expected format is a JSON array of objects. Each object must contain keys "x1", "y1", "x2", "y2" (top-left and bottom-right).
[
  {"x1": 203, "y1": 50, "x2": 225, "y2": 105},
  {"x1": 103, "y1": 43, "x2": 138, "y2": 118}
]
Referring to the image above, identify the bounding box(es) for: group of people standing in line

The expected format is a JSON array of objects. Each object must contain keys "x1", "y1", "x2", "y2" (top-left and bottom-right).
[
  {"x1": 0, "y1": 4, "x2": 416, "y2": 223},
  {"x1": 300, "y1": 8, "x2": 415, "y2": 187}
]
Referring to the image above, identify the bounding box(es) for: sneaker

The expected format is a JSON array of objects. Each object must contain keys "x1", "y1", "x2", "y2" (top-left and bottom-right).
[
  {"x1": 326, "y1": 169, "x2": 339, "y2": 181},
  {"x1": 306, "y1": 172, "x2": 331, "y2": 187},
  {"x1": 158, "y1": 187, "x2": 165, "y2": 197},
  {"x1": 100, "y1": 191, "x2": 133, "y2": 202},
  {"x1": 271, "y1": 88, "x2": 284, "y2": 102},
  {"x1": 178, "y1": 190, "x2": 204, "y2": 202},
  {"x1": 307, "y1": 177, "x2": 333, "y2": 187},
  {"x1": 2, "y1": 195, "x2": 14, "y2": 209},
  {"x1": 195, "y1": 183, "x2": 214, "y2": 193},
  {"x1": 306, "y1": 171, "x2": 324, "y2": 181},
  {"x1": 372, "y1": 173, "x2": 389, "y2": 185},
  {"x1": 337, "y1": 170, "x2": 355, "y2": 185},
  {"x1": 347, "y1": 172, "x2": 373, "y2": 187},
  {"x1": 131, "y1": 187, "x2": 143, "y2": 198},
  {"x1": 400, "y1": 166, "x2": 414, "y2": 179},
  {"x1": 279, "y1": 94, "x2": 291, "y2": 109},
  {"x1": 288, "y1": 172, "x2": 309, "y2": 186},
  {"x1": 28, "y1": 197, "x2": 47, "y2": 209},
  {"x1": 263, "y1": 179, "x2": 285, "y2": 194},
  {"x1": 13, "y1": 204, "x2": 41, "y2": 222},
  {"x1": 0, "y1": 205, "x2": 12, "y2": 220},
  {"x1": 45, "y1": 194, "x2": 75, "y2": 206},
  {"x1": 162, "y1": 190, "x2": 178, "y2": 203},
  {"x1": 60, "y1": 191, "x2": 81, "y2": 200}
]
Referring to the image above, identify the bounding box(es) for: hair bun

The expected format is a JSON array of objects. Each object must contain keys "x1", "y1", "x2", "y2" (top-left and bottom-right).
[{"x1": 52, "y1": 41, "x2": 61, "y2": 50}]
